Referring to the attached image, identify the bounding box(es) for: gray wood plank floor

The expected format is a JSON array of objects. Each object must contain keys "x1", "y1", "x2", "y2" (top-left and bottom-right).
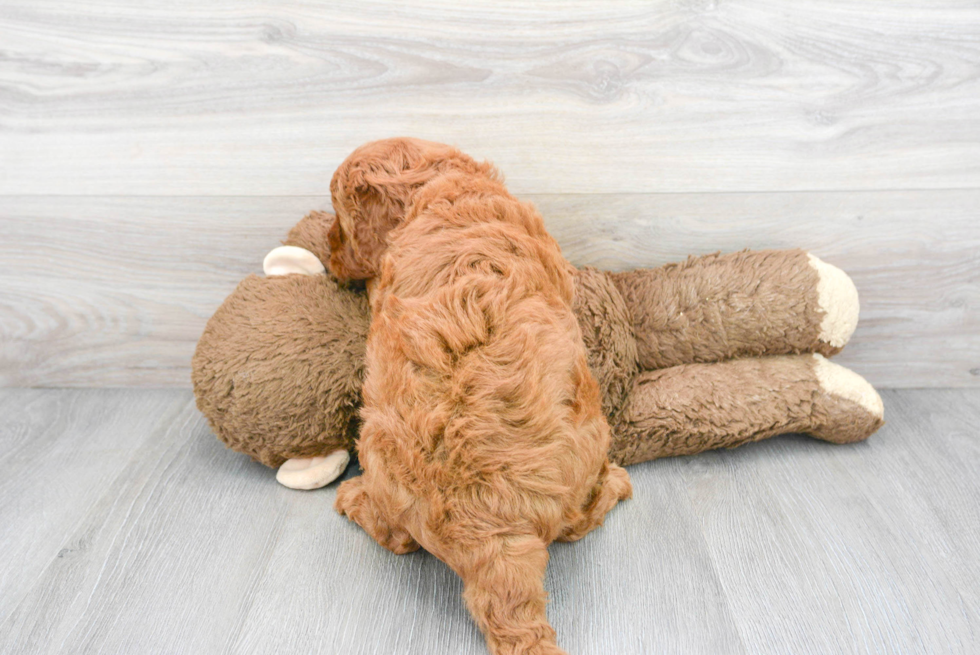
[{"x1": 2, "y1": 388, "x2": 978, "y2": 654}]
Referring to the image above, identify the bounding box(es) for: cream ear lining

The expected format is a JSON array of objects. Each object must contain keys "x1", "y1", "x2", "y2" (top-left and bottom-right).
[
  {"x1": 276, "y1": 450, "x2": 351, "y2": 490},
  {"x1": 263, "y1": 246, "x2": 326, "y2": 277}
]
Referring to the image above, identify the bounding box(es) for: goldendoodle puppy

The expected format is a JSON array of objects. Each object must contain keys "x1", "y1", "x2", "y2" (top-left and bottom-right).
[{"x1": 330, "y1": 138, "x2": 631, "y2": 655}]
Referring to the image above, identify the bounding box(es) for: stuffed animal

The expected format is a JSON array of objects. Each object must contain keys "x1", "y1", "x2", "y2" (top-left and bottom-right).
[
  {"x1": 194, "y1": 140, "x2": 884, "y2": 655},
  {"x1": 192, "y1": 210, "x2": 367, "y2": 488},
  {"x1": 193, "y1": 213, "x2": 883, "y2": 491}
]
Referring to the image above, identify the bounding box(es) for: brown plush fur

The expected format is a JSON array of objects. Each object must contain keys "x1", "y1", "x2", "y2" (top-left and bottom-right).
[
  {"x1": 610, "y1": 249, "x2": 838, "y2": 370},
  {"x1": 193, "y1": 229, "x2": 882, "y2": 472},
  {"x1": 610, "y1": 354, "x2": 883, "y2": 465},
  {"x1": 191, "y1": 272, "x2": 369, "y2": 467},
  {"x1": 328, "y1": 138, "x2": 631, "y2": 655},
  {"x1": 570, "y1": 266, "x2": 638, "y2": 420},
  {"x1": 283, "y1": 209, "x2": 337, "y2": 267}
]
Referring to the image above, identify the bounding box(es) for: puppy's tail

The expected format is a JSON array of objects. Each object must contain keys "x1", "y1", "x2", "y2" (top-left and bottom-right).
[{"x1": 452, "y1": 534, "x2": 567, "y2": 655}]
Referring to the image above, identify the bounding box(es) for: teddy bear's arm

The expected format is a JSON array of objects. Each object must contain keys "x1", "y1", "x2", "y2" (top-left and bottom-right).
[
  {"x1": 607, "y1": 353, "x2": 884, "y2": 466},
  {"x1": 608, "y1": 249, "x2": 859, "y2": 371}
]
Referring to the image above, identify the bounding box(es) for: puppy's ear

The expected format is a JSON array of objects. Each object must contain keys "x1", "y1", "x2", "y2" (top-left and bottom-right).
[
  {"x1": 328, "y1": 138, "x2": 497, "y2": 281},
  {"x1": 327, "y1": 208, "x2": 383, "y2": 281}
]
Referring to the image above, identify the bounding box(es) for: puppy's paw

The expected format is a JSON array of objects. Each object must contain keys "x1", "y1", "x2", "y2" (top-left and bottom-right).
[{"x1": 334, "y1": 475, "x2": 365, "y2": 515}]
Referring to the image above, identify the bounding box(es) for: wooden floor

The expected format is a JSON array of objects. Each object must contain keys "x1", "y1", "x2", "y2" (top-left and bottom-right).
[{"x1": 1, "y1": 387, "x2": 978, "y2": 654}]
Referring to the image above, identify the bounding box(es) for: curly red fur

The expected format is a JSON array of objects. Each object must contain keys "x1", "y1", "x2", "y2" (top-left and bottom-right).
[
  {"x1": 328, "y1": 137, "x2": 500, "y2": 281},
  {"x1": 331, "y1": 138, "x2": 631, "y2": 655}
]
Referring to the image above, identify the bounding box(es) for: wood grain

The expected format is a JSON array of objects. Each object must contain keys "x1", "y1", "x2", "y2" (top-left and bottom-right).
[
  {"x1": 686, "y1": 388, "x2": 980, "y2": 654},
  {"x1": 0, "y1": 389, "x2": 190, "y2": 628},
  {"x1": 1, "y1": 388, "x2": 978, "y2": 653},
  {"x1": 2, "y1": 191, "x2": 977, "y2": 388},
  {"x1": 1, "y1": 1, "x2": 979, "y2": 195}
]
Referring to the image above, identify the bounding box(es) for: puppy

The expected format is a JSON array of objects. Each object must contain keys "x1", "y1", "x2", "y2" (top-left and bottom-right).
[{"x1": 330, "y1": 138, "x2": 631, "y2": 655}]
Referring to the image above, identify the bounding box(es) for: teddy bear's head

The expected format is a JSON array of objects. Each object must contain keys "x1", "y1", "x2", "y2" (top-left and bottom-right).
[
  {"x1": 191, "y1": 218, "x2": 370, "y2": 469},
  {"x1": 192, "y1": 210, "x2": 641, "y2": 489}
]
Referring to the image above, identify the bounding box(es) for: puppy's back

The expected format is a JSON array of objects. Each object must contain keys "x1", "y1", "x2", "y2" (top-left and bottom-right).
[{"x1": 361, "y1": 176, "x2": 609, "y2": 533}]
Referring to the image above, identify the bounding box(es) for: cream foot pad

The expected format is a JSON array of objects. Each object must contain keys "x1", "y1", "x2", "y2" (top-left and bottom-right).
[
  {"x1": 813, "y1": 353, "x2": 884, "y2": 419},
  {"x1": 807, "y1": 254, "x2": 860, "y2": 349}
]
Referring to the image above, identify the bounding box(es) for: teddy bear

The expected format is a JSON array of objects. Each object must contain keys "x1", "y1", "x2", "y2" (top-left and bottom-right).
[{"x1": 192, "y1": 210, "x2": 884, "y2": 491}]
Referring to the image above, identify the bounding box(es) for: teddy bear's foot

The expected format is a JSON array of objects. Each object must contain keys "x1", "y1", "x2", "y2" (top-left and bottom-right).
[
  {"x1": 807, "y1": 253, "x2": 860, "y2": 350},
  {"x1": 276, "y1": 449, "x2": 350, "y2": 490},
  {"x1": 808, "y1": 353, "x2": 884, "y2": 444}
]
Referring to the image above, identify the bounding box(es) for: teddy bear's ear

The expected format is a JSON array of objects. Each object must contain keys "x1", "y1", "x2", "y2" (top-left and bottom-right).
[{"x1": 262, "y1": 246, "x2": 327, "y2": 277}]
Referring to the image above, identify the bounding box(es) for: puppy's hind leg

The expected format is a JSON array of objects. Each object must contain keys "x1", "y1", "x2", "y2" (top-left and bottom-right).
[
  {"x1": 335, "y1": 476, "x2": 419, "y2": 554},
  {"x1": 451, "y1": 535, "x2": 566, "y2": 655},
  {"x1": 559, "y1": 461, "x2": 632, "y2": 542}
]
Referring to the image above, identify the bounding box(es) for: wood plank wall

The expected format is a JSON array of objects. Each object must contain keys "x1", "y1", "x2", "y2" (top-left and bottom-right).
[{"x1": 1, "y1": 1, "x2": 978, "y2": 388}]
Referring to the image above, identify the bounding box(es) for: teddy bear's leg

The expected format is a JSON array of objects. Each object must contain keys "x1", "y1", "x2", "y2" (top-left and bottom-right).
[
  {"x1": 446, "y1": 535, "x2": 566, "y2": 655},
  {"x1": 558, "y1": 461, "x2": 632, "y2": 542},
  {"x1": 608, "y1": 249, "x2": 860, "y2": 370},
  {"x1": 335, "y1": 476, "x2": 420, "y2": 554},
  {"x1": 275, "y1": 450, "x2": 351, "y2": 490},
  {"x1": 608, "y1": 353, "x2": 884, "y2": 466}
]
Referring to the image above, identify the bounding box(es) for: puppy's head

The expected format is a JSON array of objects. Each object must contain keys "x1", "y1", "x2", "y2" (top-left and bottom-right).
[{"x1": 328, "y1": 137, "x2": 497, "y2": 281}]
